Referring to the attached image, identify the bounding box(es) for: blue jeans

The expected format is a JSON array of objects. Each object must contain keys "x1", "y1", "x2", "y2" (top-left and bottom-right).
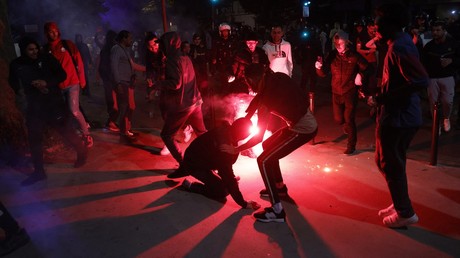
[{"x1": 62, "y1": 84, "x2": 89, "y2": 135}]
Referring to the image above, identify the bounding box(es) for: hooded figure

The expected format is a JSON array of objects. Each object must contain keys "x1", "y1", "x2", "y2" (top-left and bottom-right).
[
  {"x1": 157, "y1": 31, "x2": 202, "y2": 113},
  {"x1": 154, "y1": 31, "x2": 207, "y2": 165}
]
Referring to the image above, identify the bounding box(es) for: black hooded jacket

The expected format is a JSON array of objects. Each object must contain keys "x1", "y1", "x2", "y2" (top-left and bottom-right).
[{"x1": 157, "y1": 31, "x2": 202, "y2": 113}]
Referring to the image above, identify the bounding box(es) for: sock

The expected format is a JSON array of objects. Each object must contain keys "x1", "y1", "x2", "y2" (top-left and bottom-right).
[{"x1": 273, "y1": 202, "x2": 283, "y2": 214}]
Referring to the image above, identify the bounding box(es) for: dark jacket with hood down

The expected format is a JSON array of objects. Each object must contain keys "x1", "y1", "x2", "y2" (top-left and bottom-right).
[{"x1": 157, "y1": 31, "x2": 202, "y2": 113}]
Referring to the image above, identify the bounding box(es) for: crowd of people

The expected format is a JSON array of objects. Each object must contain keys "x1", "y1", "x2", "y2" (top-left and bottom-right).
[{"x1": 2, "y1": 2, "x2": 460, "y2": 255}]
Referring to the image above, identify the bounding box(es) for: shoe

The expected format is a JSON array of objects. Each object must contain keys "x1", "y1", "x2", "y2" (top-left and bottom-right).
[
  {"x1": 259, "y1": 185, "x2": 288, "y2": 197},
  {"x1": 383, "y1": 213, "x2": 418, "y2": 228},
  {"x1": 181, "y1": 178, "x2": 192, "y2": 189},
  {"x1": 21, "y1": 171, "x2": 47, "y2": 186},
  {"x1": 0, "y1": 228, "x2": 30, "y2": 256},
  {"x1": 127, "y1": 130, "x2": 139, "y2": 137},
  {"x1": 183, "y1": 125, "x2": 193, "y2": 143},
  {"x1": 120, "y1": 134, "x2": 137, "y2": 144},
  {"x1": 342, "y1": 125, "x2": 348, "y2": 135},
  {"x1": 105, "y1": 122, "x2": 120, "y2": 133},
  {"x1": 167, "y1": 167, "x2": 190, "y2": 179},
  {"x1": 74, "y1": 149, "x2": 88, "y2": 168},
  {"x1": 160, "y1": 145, "x2": 170, "y2": 156},
  {"x1": 254, "y1": 207, "x2": 286, "y2": 223},
  {"x1": 343, "y1": 147, "x2": 355, "y2": 155},
  {"x1": 378, "y1": 204, "x2": 396, "y2": 217},
  {"x1": 443, "y1": 118, "x2": 451, "y2": 132},
  {"x1": 83, "y1": 135, "x2": 94, "y2": 148}
]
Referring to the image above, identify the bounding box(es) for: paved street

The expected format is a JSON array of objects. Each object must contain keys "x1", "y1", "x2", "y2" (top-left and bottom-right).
[{"x1": 1, "y1": 68, "x2": 459, "y2": 258}]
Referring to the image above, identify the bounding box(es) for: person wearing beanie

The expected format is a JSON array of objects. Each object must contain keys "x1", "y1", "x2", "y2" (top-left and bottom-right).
[
  {"x1": 42, "y1": 21, "x2": 93, "y2": 148},
  {"x1": 9, "y1": 36, "x2": 88, "y2": 186}
]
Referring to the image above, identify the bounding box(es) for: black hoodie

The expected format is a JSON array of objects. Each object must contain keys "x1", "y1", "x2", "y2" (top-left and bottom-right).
[{"x1": 157, "y1": 31, "x2": 202, "y2": 113}]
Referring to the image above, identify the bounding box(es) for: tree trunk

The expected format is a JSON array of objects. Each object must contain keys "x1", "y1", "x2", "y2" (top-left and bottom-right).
[{"x1": 0, "y1": 0, "x2": 27, "y2": 163}]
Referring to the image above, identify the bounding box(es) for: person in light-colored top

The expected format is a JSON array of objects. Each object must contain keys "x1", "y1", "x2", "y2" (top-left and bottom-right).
[{"x1": 262, "y1": 25, "x2": 293, "y2": 77}]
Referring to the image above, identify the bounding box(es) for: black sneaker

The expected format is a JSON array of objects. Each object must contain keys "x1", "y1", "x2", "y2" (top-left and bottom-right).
[
  {"x1": 343, "y1": 147, "x2": 355, "y2": 155},
  {"x1": 254, "y1": 207, "x2": 286, "y2": 223},
  {"x1": 167, "y1": 167, "x2": 190, "y2": 179},
  {"x1": 0, "y1": 228, "x2": 30, "y2": 256},
  {"x1": 21, "y1": 171, "x2": 47, "y2": 186},
  {"x1": 259, "y1": 185, "x2": 288, "y2": 197},
  {"x1": 119, "y1": 134, "x2": 137, "y2": 144},
  {"x1": 74, "y1": 149, "x2": 88, "y2": 168}
]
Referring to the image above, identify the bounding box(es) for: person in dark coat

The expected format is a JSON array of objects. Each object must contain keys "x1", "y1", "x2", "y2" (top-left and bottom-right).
[
  {"x1": 9, "y1": 37, "x2": 88, "y2": 186},
  {"x1": 168, "y1": 117, "x2": 261, "y2": 210}
]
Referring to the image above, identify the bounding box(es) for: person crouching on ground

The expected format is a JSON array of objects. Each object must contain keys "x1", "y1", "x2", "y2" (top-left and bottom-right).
[
  {"x1": 167, "y1": 117, "x2": 260, "y2": 210},
  {"x1": 220, "y1": 64, "x2": 318, "y2": 222}
]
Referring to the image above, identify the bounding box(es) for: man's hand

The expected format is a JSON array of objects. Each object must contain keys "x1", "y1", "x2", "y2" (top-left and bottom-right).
[
  {"x1": 219, "y1": 144, "x2": 238, "y2": 155},
  {"x1": 245, "y1": 200, "x2": 261, "y2": 210},
  {"x1": 315, "y1": 61, "x2": 322, "y2": 69}
]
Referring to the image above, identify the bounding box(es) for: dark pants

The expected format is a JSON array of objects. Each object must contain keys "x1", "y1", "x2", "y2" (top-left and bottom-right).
[
  {"x1": 257, "y1": 127, "x2": 317, "y2": 205},
  {"x1": 0, "y1": 202, "x2": 19, "y2": 238},
  {"x1": 332, "y1": 89, "x2": 358, "y2": 149},
  {"x1": 188, "y1": 168, "x2": 229, "y2": 201},
  {"x1": 375, "y1": 125, "x2": 418, "y2": 218},
  {"x1": 102, "y1": 79, "x2": 119, "y2": 125},
  {"x1": 300, "y1": 64, "x2": 318, "y2": 94},
  {"x1": 161, "y1": 103, "x2": 207, "y2": 163},
  {"x1": 117, "y1": 83, "x2": 135, "y2": 134},
  {"x1": 26, "y1": 108, "x2": 86, "y2": 173}
]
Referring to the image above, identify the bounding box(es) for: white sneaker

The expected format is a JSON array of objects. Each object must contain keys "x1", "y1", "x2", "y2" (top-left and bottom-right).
[
  {"x1": 160, "y1": 145, "x2": 170, "y2": 156},
  {"x1": 444, "y1": 118, "x2": 451, "y2": 132},
  {"x1": 383, "y1": 213, "x2": 418, "y2": 228},
  {"x1": 183, "y1": 125, "x2": 193, "y2": 143}
]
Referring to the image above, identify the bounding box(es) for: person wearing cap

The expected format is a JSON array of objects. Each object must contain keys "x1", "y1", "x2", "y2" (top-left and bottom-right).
[
  {"x1": 9, "y1": 37, "x2": 88, "y2": 186},
  {"x1": 242, "y1": 31, "x2": 269, "y2": 67},
  {"x1": 262, "y1": 24, "x2": 293, "y2": 78},
  {"x1": 169, "y1": 117, "x2": 261, "y2": 210},
  {"x1": 42, "y1": 21, "x2": 94, "y2": 148},
  {"x1": 315, "y1": 30, "x2": 371, "y2": 155},
  {"x1": 150, "y1": 31, "x2": 207, "y2": 165}
]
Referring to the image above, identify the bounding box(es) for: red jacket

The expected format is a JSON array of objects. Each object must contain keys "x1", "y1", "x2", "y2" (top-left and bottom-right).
[{"x1": 44, "y1": 40, "x2": 86, "y2": 89}]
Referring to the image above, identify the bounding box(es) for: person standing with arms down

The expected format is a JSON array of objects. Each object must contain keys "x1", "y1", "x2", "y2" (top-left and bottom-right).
[
  {"x1": 151, "y1": 31, "x2": 207, "y2": 167},
  {"x1": 421, "y1": 20, "x2": 460, "y2": 133},
  {"x1": 43, "y1": 22, "x2": 93, "y2": 148},
  {"x1": 263, "y1": 25, "x2": 293, "y2": 78},
  {"x1": 221, "y1": 64, "x2": 318, "y2": 223},
  {"x1": 9, "y1": 37, "x2": 88, "y2": 186},
  {"x1": 111, "y1": 30, "x2": 146, "y2": 143},
  {"x1": 371, "y1": 3, "x2": 429, "y2": 228}
]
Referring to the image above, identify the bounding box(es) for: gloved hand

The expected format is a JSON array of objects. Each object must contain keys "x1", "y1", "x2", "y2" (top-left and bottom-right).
[
  {"x1": 315, "y1": 61, "x2": 322, "y2": 69},
  {"x1": 245, "y1": 200, "x2": 261, "y2": 210},
  {"x1": 354, "y1": 73, "x2": 362, "y2": 86}
]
